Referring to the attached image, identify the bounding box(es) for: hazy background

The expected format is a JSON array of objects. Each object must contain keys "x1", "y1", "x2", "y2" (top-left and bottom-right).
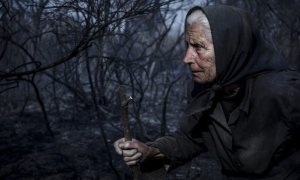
[{"x1": 0, "y1": 0, "x2": 299, "y2": 179}]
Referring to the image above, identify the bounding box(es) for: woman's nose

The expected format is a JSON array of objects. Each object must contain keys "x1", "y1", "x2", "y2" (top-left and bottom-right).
[{"x1": 183, "y1": 47, "x2": 195, "y2": 64}]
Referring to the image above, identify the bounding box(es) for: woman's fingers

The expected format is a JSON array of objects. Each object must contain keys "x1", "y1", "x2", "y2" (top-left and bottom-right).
[
  {"x1": 124, "y1": 152, "x2": 143, "y2": 165},
  {"x1": 122, "y1": 149, "x2": 137, "y2": 157},
  {"x1": 113, "y1": 138, "x2": 149, "y2": 166}
]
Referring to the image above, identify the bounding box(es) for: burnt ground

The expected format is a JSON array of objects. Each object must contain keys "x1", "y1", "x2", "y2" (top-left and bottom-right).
[{"x1": 0, "y1": 111, "x2": 223, "y2": 180}]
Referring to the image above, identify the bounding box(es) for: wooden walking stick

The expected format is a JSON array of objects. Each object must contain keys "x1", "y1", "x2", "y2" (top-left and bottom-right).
[{"x1": 119, "y1": 85, "x2": 141, "y2": 180}]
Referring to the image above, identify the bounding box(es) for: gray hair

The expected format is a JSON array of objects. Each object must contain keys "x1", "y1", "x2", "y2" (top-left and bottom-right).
[{"x1": 186, "y1": 10, "x2": 212, "y2": 42}]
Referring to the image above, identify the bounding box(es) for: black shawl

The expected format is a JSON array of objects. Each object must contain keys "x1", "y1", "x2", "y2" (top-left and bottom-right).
[{"x1": 186, "y1": 5, "x2": 290, "y2": 114}]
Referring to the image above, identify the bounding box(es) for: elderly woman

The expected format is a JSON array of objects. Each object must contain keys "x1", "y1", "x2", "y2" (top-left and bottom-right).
[{"x1": 114, "y1": 5, "x2": 300, "y2": 179}]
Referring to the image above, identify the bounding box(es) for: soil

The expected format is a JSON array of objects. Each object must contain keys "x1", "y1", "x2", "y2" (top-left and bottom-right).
[{"x1": 0, "y1": 111, "x2": 223, "y2": 180}]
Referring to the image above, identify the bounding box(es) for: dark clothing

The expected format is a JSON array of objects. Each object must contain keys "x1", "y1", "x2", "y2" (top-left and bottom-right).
[
  {"x1": 150, "y1": 71, "x2": 300, "y2": 179},
  {"x1": 147, "y1": 5, "x2": 300, "y2": 179}
]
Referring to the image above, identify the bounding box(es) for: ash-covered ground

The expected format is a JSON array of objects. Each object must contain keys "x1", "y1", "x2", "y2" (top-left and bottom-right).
[{"x1": 0, "y1": 109, "x2": 223, "y2": 180}]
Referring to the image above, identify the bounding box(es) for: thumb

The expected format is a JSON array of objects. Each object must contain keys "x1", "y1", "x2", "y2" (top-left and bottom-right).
[{"x1": 113, "y1": 138, "x2": 125, "y2": 155}]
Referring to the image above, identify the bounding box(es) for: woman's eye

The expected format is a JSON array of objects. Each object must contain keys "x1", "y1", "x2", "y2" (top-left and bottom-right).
[{"x1": 192, "y1": 43, "x2": 201, "y2": 49}]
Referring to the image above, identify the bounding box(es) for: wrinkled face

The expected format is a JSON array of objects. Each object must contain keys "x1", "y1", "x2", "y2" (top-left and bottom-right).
[{"x1": 183, "y1": 23, "x2": 216, "y2": 84}]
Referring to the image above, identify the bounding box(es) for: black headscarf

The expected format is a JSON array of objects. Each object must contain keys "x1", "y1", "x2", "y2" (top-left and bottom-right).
[{"x1": 186, "y1": 5, "x2": 290, "y2": 114}]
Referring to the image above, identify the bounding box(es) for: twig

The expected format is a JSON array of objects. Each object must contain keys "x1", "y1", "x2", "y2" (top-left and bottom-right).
[{"x1": 119, "y1": 85, "x2": 141, "y2": 180}]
